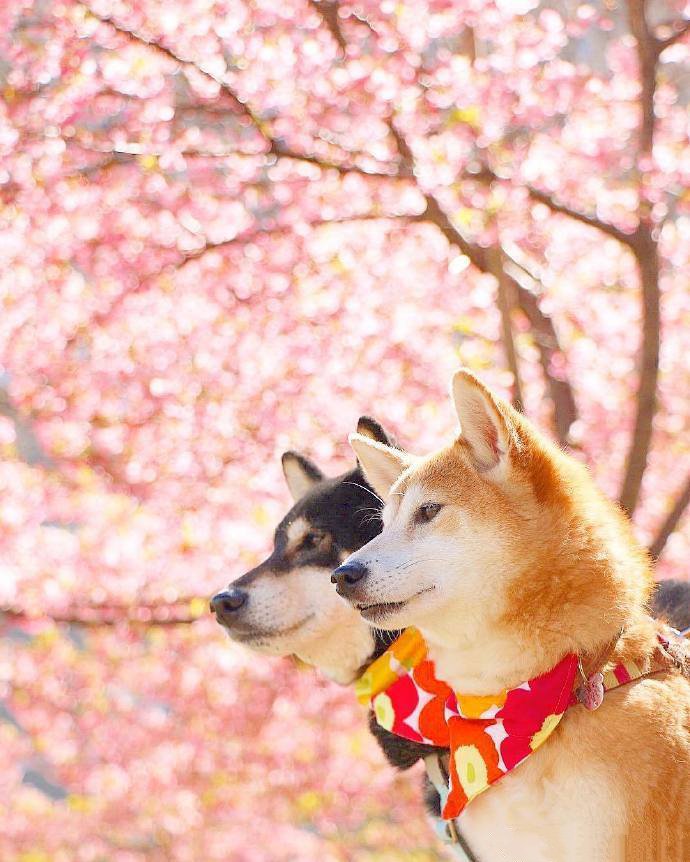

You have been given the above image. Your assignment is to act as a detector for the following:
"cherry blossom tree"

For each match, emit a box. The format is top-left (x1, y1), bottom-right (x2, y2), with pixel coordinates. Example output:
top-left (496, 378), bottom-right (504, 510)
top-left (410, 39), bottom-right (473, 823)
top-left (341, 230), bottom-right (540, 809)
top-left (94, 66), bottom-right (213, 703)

top-left (1, 0), bottom-right (689, 858)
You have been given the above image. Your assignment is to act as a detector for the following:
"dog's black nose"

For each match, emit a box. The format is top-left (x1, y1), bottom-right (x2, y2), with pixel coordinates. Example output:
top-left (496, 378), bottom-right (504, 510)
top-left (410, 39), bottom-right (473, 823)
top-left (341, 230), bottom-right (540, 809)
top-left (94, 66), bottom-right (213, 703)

top-left (210, 588), bottom-right (248, 621)
top-left (331, 561), bottom-right (369, 592)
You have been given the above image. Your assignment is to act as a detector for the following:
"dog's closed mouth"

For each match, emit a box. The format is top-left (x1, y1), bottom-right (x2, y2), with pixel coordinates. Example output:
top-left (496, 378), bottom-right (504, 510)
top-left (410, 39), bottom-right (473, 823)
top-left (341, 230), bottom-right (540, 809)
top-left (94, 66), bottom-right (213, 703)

top-left (226, 614), bottom-right (315, 642)
top-left (356, 587), bottom-right (434, 621)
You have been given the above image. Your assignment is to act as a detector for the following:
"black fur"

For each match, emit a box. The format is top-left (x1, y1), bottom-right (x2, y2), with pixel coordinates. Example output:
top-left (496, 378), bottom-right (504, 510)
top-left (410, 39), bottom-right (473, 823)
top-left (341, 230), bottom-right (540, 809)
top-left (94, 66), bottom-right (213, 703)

top-left (355, 416), bottom-right (395, 447)
top-left (280, 466), bottom-right (384, 558)
top-left (281, 451), bottom-right (325, 484)
top-left (422, 776), bottom-right (443, 819)
top-left (233, 463), bottom-right (386, 591)
top-left (650, 578), bottom-right (690, 631)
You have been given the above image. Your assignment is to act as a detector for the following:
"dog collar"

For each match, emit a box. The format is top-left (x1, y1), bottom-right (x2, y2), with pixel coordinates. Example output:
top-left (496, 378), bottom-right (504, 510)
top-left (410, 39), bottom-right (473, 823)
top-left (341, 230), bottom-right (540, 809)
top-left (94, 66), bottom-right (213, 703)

top-left (355, 626), bottom-right (687, 820)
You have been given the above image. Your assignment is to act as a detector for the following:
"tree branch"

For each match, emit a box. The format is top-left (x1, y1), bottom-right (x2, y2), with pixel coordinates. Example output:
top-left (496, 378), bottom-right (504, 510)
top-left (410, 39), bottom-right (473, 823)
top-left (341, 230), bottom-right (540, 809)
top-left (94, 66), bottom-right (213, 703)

top-left (308, 0), bottom-right (347, 52)
top-left (487, 246), bottom-right (524, 409)
top-left (0, 384), bottom-right (55, 468)
top-left (462, 162), bottom-right (646, 269)
top-left (172, 213), bottom-right (414, 272)
top-left (417, 196), bottom-right (577, 444)
top-left (62, 214), bottom-right (413, 351)
top-left (82, 5), bottom-right (270, 135)
top-left (67, 139), bottom-right (248, 160)
top-left (507, 268), bottom-right (578, 445)
top-left (92, 0), bottom-right (579, 444)
top-left (464, 163), bottom-right (635, 247)
top-left (2, 606), bottom-right (202, 627)
top-left (267, 141), bottom-right (397, 176)
top-left (386, 118), bottom-right (416, 177)
top-left (649, 473), bottom-right (690, 560)
top-left (654, 19), bottom-right (690, 53)
top-left (619, 229), bottom-right (660, 517)
top-left (619, 0), bottom-right (662, 516)
top-left (80, 3), bottom-right (398, 178)
top-left (289, 1), bottom-right (580, 442)
top-left (628, 1), bottom-right (657, 158)
top-left (527, 185), bottom-right (634, 247)
top-left (70, 136), bottom-right (397, 178)
top-left (305, 2), bottom-right (413, 176)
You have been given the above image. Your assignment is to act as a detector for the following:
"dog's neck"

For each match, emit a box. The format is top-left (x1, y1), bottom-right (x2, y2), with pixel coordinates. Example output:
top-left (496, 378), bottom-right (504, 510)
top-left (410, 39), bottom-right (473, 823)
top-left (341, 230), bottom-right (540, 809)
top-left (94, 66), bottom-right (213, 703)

top-left (295, 614), bottom-right (376, 685)
top-left (420, 623), bottom-right (549, 694)
top-left (420, 509), bottom-right (653, 695)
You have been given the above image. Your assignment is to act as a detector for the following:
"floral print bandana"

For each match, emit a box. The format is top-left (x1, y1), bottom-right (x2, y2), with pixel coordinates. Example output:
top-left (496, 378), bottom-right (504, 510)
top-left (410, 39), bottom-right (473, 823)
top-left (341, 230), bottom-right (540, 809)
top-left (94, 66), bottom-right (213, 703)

top-left (355, 627), bottom-right (683, 820)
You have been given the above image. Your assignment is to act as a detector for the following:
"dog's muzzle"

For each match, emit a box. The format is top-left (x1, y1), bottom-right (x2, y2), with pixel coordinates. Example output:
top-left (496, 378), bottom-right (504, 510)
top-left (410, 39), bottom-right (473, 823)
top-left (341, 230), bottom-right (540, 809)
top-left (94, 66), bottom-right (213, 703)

top-left (331, 561), bottom-right (369, 597)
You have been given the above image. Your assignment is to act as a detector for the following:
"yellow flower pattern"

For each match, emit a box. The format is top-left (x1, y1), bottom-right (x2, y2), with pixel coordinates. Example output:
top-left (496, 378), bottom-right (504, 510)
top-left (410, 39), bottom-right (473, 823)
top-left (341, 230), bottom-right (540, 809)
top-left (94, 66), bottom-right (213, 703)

top-left (373, 693), bottom-right (395, 731)
top-left (354, 627), bottom-right (427, 704)
top-left (454, 745), bottom-right (490, 800)
top-left (529, 712), bottom-right (561, 751)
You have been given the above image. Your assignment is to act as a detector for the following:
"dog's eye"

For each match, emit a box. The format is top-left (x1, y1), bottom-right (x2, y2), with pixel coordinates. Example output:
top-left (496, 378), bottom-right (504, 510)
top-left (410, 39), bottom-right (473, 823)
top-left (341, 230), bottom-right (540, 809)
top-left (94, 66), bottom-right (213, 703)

top-left (415, 503), bottom-right (442, 524)
top-left (299, 532), bottom-right (321, 552)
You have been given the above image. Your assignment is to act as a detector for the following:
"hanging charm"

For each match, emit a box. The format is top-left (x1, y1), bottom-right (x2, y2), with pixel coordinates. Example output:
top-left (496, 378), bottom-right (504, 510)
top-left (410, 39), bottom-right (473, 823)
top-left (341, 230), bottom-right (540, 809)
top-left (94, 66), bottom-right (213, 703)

top-left (576, 669), bottom-right (604, 711)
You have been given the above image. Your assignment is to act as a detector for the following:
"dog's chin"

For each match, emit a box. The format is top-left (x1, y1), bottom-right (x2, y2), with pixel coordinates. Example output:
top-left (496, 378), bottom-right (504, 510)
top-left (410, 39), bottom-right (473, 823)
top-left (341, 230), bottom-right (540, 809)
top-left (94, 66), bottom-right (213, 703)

top-left (354, 586), bottom-right (435, 629)
top-left (221, 614), bottom-right (315, 655)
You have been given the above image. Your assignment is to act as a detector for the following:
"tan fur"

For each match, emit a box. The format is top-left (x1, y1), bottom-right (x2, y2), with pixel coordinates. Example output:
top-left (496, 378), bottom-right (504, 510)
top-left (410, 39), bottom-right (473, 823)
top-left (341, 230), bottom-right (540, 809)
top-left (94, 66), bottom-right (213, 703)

top-left (346, 369), bottom-right (690, 860)
top-left (223, 563), bottom-right (374, 684)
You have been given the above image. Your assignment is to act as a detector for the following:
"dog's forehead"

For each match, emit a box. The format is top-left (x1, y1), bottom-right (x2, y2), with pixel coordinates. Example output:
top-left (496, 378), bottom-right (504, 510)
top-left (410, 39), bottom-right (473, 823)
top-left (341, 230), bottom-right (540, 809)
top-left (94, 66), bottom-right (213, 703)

top-left (382, 471), bottom-right (415, 524)
top-left (388, 475), bottom-right (422, 507)
top-left (275, 468), bottom-right (371, 539)
top-left (305, 469), bottom-right (375, 513)
top-left (388, 442), bottom-right (474, 512)
top-left (308, 470), bottom-right (386, 552)
top-left (415, 443), bottom-right (473, 491)
top-left (275, 479), bottom-right (331, 531)
top-left (275, 505), bottom-right (316, 547)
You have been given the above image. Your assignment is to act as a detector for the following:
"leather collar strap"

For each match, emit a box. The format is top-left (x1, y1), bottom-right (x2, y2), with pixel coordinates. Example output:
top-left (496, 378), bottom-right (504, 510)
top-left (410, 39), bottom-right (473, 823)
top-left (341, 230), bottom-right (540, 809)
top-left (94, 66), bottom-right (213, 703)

top-left (355, 626), bottom-right (689, 820)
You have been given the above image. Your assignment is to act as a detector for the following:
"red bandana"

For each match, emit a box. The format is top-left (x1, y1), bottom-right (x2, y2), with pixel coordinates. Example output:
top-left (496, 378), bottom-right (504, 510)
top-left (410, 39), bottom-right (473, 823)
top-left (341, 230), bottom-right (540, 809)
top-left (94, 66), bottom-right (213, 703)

top-left (356, 627), bottom-right (680, 819)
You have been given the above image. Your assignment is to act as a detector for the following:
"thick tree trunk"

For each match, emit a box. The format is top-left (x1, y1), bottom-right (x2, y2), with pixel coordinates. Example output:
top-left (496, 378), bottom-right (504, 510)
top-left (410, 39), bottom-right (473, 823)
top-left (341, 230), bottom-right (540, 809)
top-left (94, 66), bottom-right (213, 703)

top-left (619, 229), bottom-right (660, 516)
top-left (488, 246), bottom-right (524, 410)
top-left (619, 0), bottom-right (663, 517)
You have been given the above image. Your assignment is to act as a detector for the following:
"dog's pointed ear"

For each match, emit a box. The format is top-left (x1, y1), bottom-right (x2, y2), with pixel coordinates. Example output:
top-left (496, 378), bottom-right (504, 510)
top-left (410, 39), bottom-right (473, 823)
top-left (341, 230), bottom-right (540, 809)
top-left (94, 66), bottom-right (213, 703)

top-left (356, 416), bottom-right (395, 448)
top-left (349, 433), bottom-right (409, 499)
top-left (281, 451), bottom-right (324, 501)
top-left (451, 369), bottom-right (516, 474)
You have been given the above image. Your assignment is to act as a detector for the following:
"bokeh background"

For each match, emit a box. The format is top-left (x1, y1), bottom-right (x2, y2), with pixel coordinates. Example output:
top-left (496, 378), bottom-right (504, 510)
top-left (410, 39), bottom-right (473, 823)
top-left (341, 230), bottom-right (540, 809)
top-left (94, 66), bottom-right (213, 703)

top-left (2, 0), bottom-right (690, 859)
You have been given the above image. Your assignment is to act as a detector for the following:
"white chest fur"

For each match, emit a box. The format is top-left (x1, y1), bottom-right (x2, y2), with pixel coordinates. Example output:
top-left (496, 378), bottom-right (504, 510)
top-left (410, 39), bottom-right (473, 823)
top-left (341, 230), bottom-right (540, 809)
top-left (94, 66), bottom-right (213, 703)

top-left (456, 749), bottom-right (625, 862)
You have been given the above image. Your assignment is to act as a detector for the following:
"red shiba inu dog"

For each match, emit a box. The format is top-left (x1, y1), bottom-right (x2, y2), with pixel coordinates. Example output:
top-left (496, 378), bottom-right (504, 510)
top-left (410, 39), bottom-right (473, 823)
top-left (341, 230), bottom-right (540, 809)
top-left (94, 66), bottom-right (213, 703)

top-left (335, 369), bottom-right (690, 862)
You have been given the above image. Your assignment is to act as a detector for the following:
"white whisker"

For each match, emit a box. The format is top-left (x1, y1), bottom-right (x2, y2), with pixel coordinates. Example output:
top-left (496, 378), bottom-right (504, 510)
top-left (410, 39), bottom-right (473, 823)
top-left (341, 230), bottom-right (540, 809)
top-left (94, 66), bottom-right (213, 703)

top-left (344, 482), bottom-right (384, 506)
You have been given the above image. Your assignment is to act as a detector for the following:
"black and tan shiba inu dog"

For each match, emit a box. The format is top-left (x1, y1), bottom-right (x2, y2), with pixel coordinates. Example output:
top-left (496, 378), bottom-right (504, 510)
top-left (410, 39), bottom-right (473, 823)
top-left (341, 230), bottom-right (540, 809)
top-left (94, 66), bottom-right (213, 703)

top-left (211, 411), bottom-right (690, 848)
top-left (211, 416), bottom-right (435, 773)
